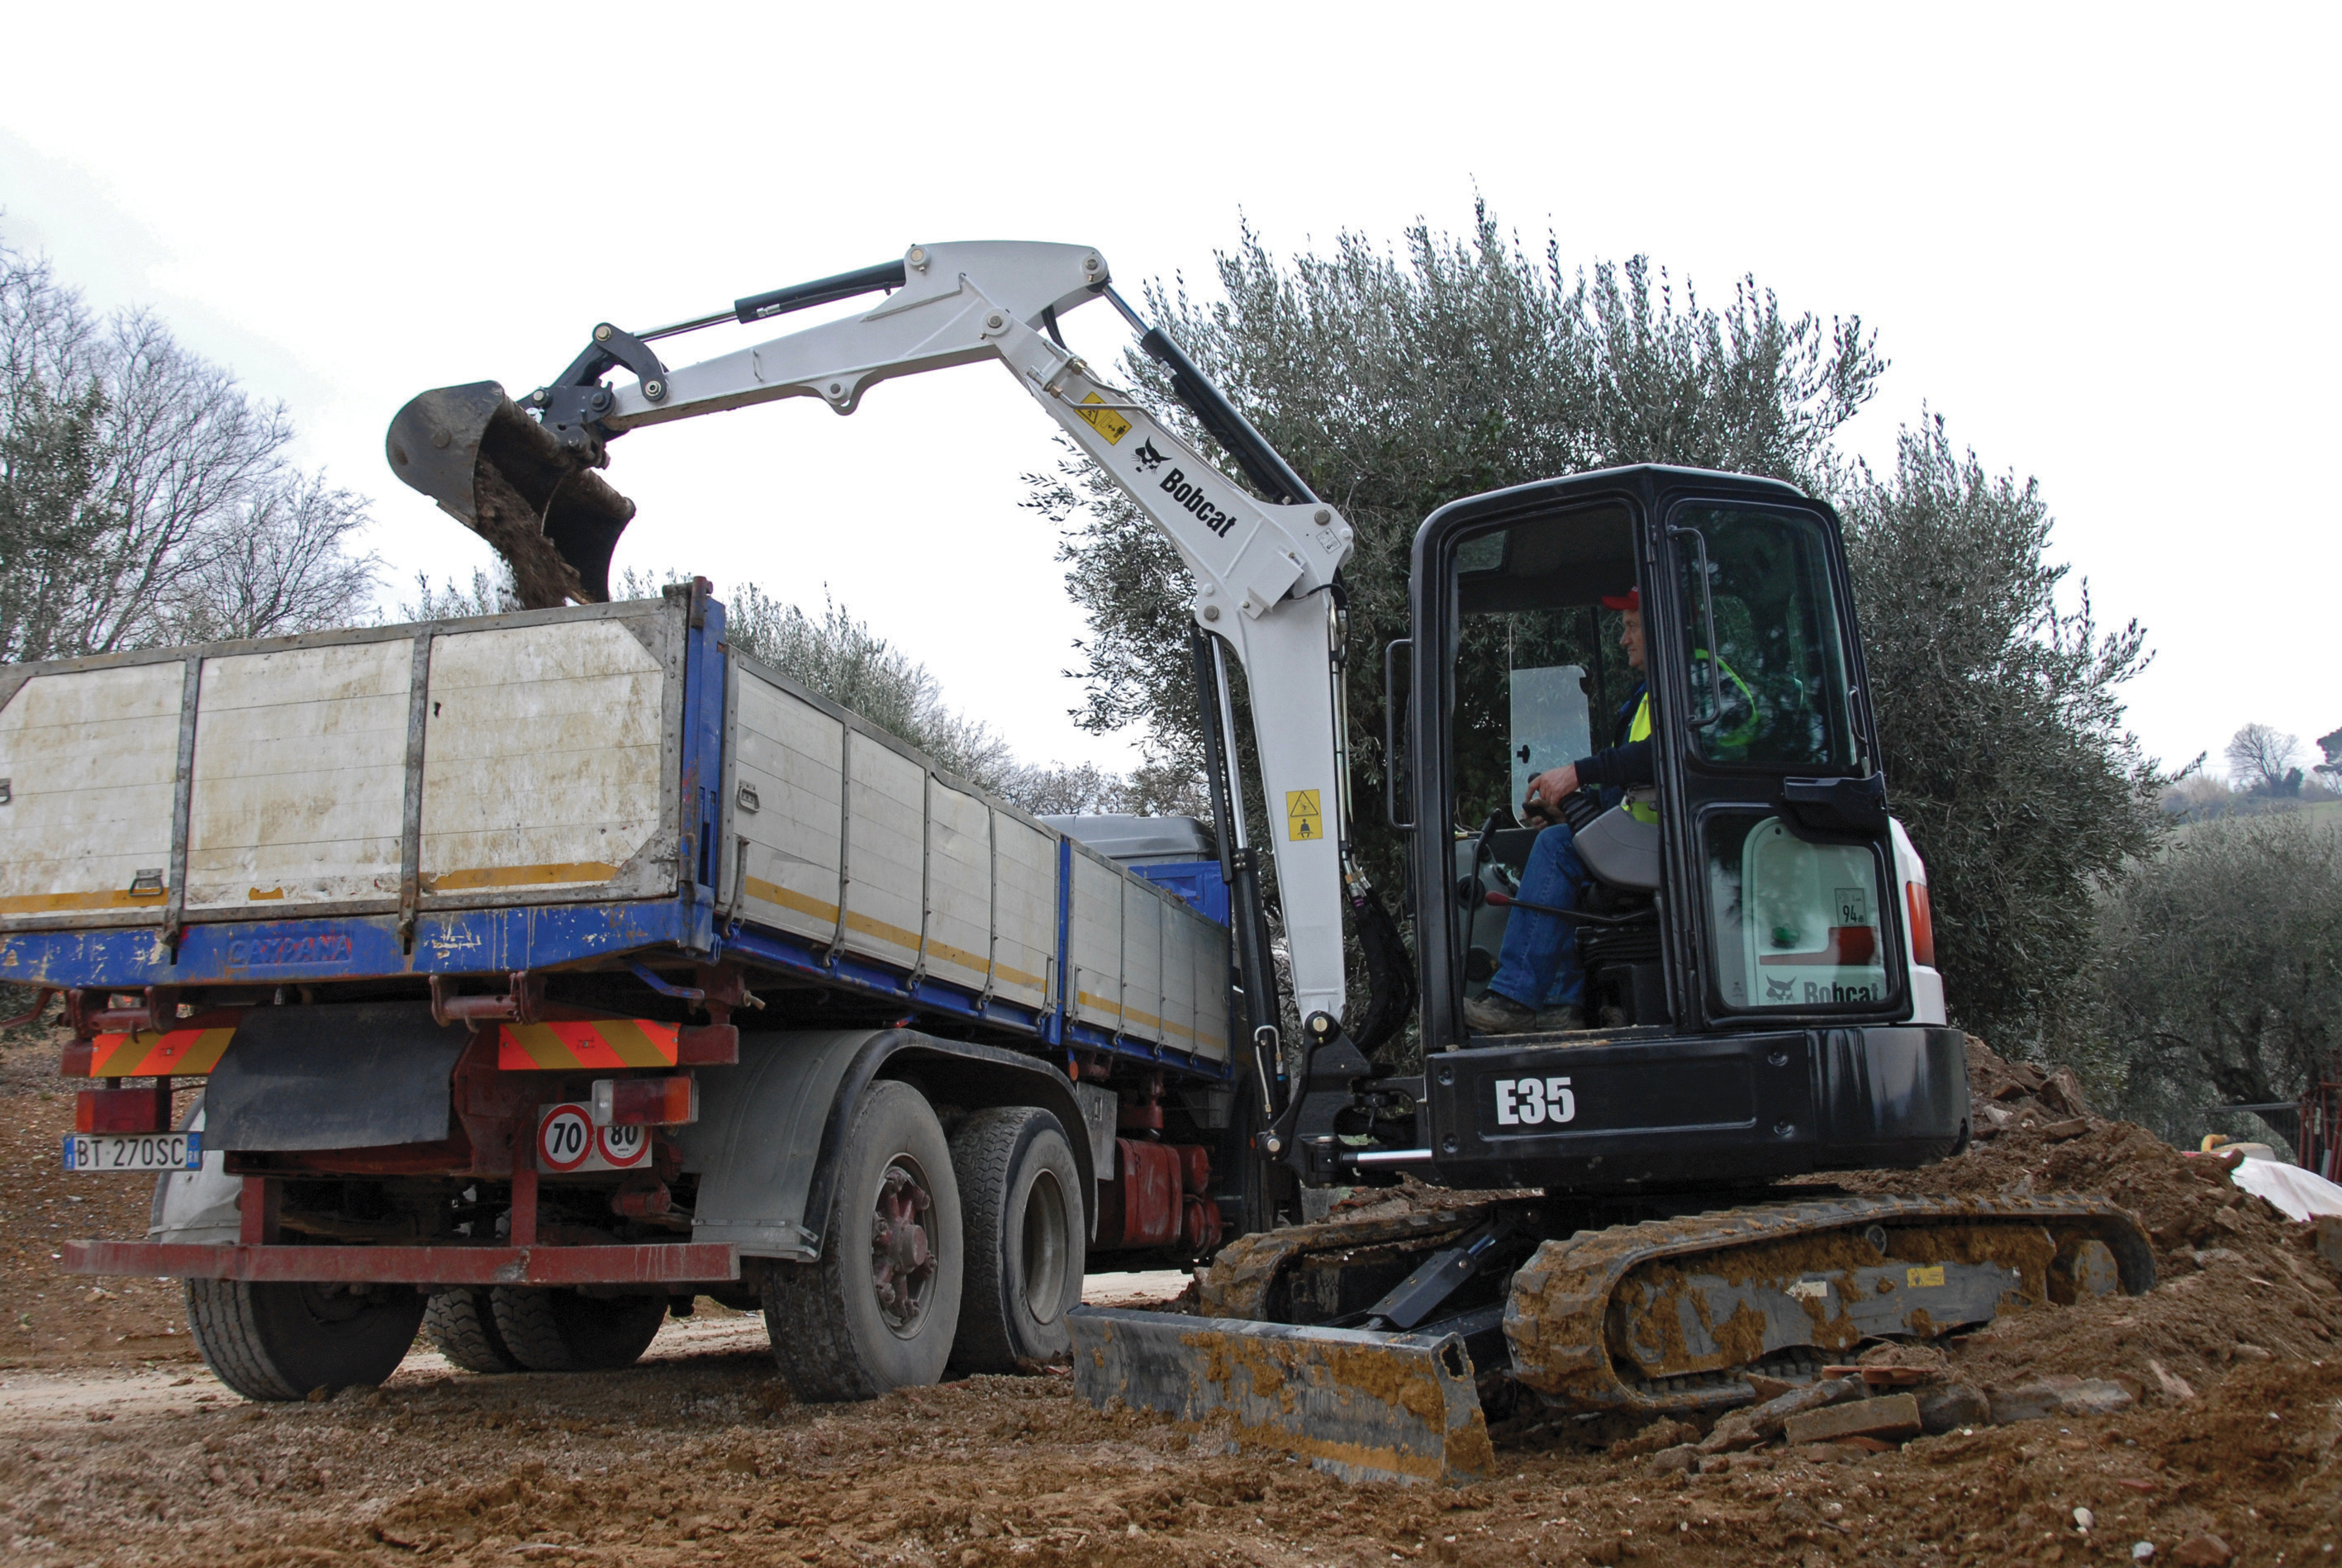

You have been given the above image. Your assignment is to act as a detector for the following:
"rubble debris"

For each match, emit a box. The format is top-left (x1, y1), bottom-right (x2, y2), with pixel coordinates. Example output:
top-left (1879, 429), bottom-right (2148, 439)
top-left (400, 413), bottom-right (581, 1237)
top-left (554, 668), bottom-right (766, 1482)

top-left (1781, 1392), bottom-right (1922, 1446)
top-left (1989, 1376), bottom-right (2138, 1424)
top-left (2172, 1535), bottom-right (2234, 1566)
top-left (1696, 1377), bottom-right (1861, 1453)
top-left (1915, 1382), bottom-right (1989, 1433)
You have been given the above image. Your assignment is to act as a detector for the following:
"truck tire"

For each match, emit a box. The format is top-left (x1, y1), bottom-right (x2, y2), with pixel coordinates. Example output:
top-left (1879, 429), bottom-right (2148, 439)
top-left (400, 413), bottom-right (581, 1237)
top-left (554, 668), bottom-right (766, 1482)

top-left (184, 1278), bottom-right (425, 1401)
top-left (762, 1079), bottom-right (963, 1400)
top-left (948, 1106), bottom-right (1084, 1373)
top-left (489, 1287), bottom-right (667, 1371)
top-left (422, 1287), bottom-right (522, 1374)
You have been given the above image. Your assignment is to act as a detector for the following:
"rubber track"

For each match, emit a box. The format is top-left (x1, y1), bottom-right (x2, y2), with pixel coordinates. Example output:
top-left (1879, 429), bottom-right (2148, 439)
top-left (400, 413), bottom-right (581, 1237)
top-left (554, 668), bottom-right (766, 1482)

top-left (1504, 1193), bottom-right (2156, 1418)
top-left (183, 1279), bottom-right (300, 1402)
top-left (424, 1288), bottom-right (521, 1374)
top-left (1198, 1204), bottom-right (1498, 1320)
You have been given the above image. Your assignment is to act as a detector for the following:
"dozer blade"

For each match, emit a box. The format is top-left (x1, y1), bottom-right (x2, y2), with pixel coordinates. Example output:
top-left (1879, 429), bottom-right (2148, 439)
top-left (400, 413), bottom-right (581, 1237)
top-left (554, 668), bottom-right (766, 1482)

top-left (1065, 1305), bottom-right (1495, 1487)
top-left (384, 382), bottom-right (637, 608)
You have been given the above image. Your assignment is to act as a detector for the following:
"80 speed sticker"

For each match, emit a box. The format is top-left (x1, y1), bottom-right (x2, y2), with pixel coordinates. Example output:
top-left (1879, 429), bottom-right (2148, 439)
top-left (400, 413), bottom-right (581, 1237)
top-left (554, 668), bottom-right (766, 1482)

top-left (535, 1103), bottom-right (650, 1173)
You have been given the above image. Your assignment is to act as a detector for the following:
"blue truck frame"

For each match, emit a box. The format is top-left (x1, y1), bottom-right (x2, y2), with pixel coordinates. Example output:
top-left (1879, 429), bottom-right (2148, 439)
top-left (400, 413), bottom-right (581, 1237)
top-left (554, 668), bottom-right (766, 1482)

top-left (3, 591), bottom-right (1233, 1086)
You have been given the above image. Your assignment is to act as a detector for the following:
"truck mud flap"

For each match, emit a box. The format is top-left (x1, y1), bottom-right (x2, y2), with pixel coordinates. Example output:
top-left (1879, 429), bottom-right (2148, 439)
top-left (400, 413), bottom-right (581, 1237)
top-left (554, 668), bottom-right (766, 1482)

top-left (1065, 1306), bottom-right (1495, 1487)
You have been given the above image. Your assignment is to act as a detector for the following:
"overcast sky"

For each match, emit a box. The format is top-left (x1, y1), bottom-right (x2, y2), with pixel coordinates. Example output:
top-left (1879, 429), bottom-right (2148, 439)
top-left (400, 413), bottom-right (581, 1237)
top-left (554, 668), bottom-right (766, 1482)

top-left (3, 4), bottom-right (2334, 782)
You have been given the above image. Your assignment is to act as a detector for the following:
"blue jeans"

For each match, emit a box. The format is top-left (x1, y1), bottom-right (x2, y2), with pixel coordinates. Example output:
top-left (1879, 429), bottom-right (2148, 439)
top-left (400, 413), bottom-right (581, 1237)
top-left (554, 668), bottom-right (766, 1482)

top-left (1488, 824), bottom-right (1587, 1010)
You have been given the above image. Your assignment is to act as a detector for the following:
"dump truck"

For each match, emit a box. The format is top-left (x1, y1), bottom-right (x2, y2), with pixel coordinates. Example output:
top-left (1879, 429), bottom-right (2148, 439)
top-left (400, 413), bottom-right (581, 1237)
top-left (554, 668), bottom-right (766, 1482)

top-left (19, 581), bottom-right (1250, 1397)
top-left (40, 239), bottom-right (2154, 1481)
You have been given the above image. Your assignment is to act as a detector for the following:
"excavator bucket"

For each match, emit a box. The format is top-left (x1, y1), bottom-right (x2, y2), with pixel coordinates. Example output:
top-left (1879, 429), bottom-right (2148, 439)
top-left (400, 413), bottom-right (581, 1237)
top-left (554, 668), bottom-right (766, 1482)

top-left (384, 382), bottom-right (636, 608)
top-left (1065, 1307), bottom-right (1496, 1486)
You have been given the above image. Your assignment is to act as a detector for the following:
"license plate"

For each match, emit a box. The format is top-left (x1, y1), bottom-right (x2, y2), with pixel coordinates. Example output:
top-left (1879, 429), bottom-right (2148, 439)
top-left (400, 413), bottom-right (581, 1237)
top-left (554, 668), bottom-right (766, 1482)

top-left (61, 1132), bottom-right (203, 1171)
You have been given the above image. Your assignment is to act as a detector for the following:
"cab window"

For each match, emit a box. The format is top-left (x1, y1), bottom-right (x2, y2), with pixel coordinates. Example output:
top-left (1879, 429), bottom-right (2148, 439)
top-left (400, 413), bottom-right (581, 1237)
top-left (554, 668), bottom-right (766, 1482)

top-left (1670, 505), bottom-right (1858, 770)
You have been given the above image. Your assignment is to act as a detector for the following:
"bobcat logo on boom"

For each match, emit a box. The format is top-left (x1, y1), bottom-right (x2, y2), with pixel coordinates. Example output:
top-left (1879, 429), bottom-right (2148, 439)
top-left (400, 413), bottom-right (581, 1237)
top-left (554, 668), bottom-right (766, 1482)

top-left (1159, 468), bottom-right (1239, 539)
top-left (1132, 439), bottom-right (1166, 474)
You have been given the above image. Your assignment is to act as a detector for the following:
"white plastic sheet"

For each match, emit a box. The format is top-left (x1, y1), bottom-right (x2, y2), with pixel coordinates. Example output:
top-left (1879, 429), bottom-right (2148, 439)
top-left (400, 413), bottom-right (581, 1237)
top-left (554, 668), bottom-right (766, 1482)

top-left (2232, 1157), bottom-right (2342, 1222)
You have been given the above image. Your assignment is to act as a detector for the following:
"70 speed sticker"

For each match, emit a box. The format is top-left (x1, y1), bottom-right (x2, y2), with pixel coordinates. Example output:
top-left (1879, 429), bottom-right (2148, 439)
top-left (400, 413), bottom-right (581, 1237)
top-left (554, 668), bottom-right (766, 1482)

top-left (535, 1103), bottom-right (649, 1174)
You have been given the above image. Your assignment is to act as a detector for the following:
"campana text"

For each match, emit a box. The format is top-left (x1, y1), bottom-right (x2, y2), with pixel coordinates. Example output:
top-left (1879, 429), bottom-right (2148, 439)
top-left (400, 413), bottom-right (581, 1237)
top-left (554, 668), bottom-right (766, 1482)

top-left (226, 933), bottom-right (355, 968)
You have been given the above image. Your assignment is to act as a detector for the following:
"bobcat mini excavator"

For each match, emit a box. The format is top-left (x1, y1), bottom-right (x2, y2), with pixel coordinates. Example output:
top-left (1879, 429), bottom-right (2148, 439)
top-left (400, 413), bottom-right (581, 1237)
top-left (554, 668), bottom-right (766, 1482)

top-left (389, 240), bottom-right (2153, 1484)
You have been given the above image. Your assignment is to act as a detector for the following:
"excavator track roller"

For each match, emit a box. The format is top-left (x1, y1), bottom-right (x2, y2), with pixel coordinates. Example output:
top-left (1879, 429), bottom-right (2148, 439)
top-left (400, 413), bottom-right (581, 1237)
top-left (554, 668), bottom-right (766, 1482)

top-left (1505, 1195), bottom-right (2154, 1418)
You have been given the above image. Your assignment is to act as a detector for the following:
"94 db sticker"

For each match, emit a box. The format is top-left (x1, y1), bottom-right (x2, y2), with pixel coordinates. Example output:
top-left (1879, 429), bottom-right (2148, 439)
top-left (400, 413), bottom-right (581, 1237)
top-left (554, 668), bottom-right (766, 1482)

top-left (1492, 1075), bottom-right (1576, 1128)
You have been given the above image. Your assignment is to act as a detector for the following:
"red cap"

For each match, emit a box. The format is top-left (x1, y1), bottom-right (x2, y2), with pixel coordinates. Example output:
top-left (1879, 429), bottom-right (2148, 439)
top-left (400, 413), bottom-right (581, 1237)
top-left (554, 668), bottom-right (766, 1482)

top-left (1599, 588), bottom-right (1641, 612)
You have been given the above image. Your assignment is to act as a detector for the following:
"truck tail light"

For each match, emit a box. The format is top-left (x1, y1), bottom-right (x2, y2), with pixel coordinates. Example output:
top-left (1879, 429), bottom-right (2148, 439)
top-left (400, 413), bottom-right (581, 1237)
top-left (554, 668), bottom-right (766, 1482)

top-left (1906, 881), bottom-right (1936, 967)
top-left (75, 1084), bottom-right (170, 1134)
top-left (591, 1076), bottom-right (698, 1128)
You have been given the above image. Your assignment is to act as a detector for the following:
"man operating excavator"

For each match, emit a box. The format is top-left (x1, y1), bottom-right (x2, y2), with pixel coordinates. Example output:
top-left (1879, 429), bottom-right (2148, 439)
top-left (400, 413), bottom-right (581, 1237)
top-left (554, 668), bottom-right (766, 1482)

top-left (1464, 590), bottom-right (1753, 1036)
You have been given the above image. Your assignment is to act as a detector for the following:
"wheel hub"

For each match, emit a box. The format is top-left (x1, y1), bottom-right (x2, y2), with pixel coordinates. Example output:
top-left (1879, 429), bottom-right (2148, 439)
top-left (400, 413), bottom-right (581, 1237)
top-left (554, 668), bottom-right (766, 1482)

top-left (870, 1162), bottom-right (937, 1335)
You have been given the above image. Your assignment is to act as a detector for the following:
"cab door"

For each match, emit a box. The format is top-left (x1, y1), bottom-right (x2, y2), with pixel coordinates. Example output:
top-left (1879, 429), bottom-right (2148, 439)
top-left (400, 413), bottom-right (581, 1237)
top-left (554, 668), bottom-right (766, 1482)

top-left (1646, 486), bottom-right (1908, 1028)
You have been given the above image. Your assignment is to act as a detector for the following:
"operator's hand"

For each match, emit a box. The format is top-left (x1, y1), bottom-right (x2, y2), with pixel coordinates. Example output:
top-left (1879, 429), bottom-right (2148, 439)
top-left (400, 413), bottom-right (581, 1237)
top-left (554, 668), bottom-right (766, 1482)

top-left (1523, 763), bottom-right (1580, 824)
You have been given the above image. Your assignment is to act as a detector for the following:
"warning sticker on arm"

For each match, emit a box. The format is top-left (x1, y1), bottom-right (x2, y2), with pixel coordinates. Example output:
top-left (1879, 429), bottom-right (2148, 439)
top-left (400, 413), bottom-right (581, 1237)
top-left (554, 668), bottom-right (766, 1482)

top-left (1075, 392), bottom-right (1131, 445)
top-left (1285, 790), bottom-right (1323, 841)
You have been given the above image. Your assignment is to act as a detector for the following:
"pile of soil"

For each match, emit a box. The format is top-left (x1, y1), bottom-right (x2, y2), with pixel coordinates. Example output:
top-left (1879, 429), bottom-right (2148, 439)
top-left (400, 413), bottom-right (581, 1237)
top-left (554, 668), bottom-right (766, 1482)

top-left (1836, 1038), bottom-right (2342, 1404)
top-left (0, 1310), bottom-right (2334, 1566)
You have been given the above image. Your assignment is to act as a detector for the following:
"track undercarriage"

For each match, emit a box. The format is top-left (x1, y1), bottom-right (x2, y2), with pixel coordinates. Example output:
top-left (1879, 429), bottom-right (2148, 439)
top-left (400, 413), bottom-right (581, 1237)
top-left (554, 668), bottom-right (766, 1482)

top-left (1067, 1190), bottom-right (2155, 1485)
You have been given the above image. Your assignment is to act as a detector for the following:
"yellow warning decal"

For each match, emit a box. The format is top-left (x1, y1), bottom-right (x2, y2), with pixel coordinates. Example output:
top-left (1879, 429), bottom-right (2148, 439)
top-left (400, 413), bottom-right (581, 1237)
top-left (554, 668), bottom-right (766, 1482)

top-left (1907, 1265), bottom-right (1945, 1288)
top-left (1075, 392), bottom-right (1131, 446)
top-left (1285, 790), bottom-right (1323, 842)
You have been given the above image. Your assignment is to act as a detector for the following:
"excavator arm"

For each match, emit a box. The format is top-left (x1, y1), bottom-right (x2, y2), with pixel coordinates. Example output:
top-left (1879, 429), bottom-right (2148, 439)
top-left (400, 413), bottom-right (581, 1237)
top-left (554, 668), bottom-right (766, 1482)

top-left (386, 240), bottom-right (1358, 1038)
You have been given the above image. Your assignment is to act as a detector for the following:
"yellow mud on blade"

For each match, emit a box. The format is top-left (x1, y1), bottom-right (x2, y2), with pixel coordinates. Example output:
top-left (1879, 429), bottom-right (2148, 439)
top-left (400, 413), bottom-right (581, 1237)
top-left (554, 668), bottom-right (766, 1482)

top-left (384, 382), bottom-right (636, 608)
top-left (1066, 1306), bottom-right (1496, 1487)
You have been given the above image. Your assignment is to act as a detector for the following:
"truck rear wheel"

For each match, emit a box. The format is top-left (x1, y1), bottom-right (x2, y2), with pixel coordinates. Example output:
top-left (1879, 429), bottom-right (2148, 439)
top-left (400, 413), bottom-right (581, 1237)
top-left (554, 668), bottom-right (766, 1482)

top-left (762, 1079), bottom-right (962, 1400)
top-left (948, 1106), bottom-right (1083, 1373)
top-left (184, 1278), bottom-right (425, 1401)
top-left (422, 1287), bottom-right (522, 1373)
top-left (489, 1287), bottom-right (668, 1371)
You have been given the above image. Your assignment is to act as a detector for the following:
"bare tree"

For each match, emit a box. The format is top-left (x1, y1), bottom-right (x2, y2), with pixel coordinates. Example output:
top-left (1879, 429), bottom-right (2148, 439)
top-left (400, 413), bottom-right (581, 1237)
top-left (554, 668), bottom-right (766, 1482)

top-left (0, 243), bottom-right (378, 660)
top-left (400, 565), bottom-right (520, 620)
top-left (160, 473), bottom-right (376, 643)
top-left (2226, 722), bottom-right (2302, 794)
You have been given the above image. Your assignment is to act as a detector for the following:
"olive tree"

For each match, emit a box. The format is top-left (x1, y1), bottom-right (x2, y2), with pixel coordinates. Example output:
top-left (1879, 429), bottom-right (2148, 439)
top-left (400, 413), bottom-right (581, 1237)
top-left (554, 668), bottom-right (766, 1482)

top-left (2087, 811), bottom-right (2342, 1148)
top-left (1837, 417), bottom-right (2166, 1045)
top-left (1027, 203), bottom-right (1886, 915)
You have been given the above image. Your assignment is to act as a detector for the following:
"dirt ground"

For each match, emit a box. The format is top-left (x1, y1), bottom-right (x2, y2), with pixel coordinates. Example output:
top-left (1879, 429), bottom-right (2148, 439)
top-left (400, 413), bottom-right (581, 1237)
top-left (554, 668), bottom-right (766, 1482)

top-left (4, 1031), bottom-right (2340, 1566)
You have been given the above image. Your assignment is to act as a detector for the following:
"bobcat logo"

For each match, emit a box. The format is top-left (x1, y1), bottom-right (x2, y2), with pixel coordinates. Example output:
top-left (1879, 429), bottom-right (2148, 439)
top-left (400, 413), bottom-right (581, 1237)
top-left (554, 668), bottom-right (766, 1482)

top-left (1132, 439), bottom-right (1166, 474)
top-left (1765, 975), bottom-right (1797, 1001)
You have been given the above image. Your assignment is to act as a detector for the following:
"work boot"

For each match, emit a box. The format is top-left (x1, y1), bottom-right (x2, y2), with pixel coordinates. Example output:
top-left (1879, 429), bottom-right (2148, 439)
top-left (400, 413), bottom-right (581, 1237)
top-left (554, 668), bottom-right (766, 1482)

top-left (1532, 1004), bottom-right (1586, 1033)
top-left (1462, 990), bottom-right (1539, 1035)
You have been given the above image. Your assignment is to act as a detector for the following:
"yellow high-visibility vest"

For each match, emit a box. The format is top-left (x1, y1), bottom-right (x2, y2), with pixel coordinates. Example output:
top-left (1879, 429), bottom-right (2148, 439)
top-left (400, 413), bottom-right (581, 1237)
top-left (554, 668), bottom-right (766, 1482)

top-left (1625, 693), bottom-right (1657, 824)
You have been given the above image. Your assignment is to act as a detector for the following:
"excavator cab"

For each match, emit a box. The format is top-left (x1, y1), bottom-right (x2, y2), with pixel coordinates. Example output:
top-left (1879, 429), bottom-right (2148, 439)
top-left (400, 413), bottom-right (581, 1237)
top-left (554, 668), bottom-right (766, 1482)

top-left (1423, 468), bottom-right (1909, 1048)
top-left (1290, 465), bottom-right (1964, 1197)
